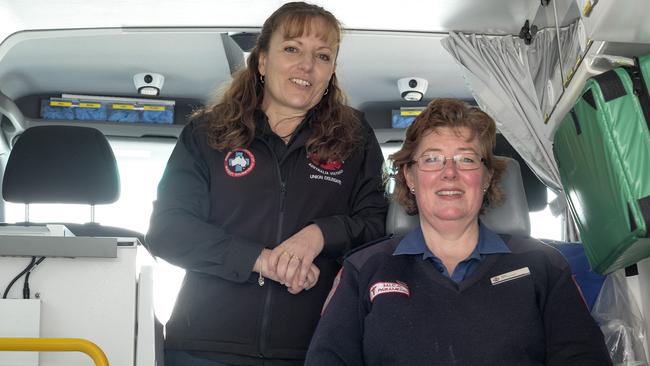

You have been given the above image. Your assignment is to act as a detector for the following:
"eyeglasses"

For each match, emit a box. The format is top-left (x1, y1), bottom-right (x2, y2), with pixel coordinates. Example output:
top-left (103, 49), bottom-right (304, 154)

top-left (410, 152), bottom-right (485, 172)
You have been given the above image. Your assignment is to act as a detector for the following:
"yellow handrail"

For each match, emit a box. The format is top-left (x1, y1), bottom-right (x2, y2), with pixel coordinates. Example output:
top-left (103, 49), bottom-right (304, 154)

top-left (0, 337), bottom-right (109, 366)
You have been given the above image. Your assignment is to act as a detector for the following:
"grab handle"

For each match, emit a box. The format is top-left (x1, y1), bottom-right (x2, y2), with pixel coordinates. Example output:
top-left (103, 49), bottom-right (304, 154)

top-left (0, 337), bottom-right (109, 366)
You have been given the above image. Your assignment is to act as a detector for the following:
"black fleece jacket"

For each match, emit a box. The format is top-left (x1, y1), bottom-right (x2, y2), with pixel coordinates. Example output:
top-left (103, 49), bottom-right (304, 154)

top-left (146, 108), bottom-right (387, 361)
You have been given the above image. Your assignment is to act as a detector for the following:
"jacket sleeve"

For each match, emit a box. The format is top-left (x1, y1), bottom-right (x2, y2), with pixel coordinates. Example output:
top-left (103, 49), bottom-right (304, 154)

top-left (544, 259), bottom-right (613, 365)
top-left (312, 117), bottom-right (388, 257)
top-left (145, 120), bottom-right (263, 283)
top-left (305, 265), bottom-right (366, 365)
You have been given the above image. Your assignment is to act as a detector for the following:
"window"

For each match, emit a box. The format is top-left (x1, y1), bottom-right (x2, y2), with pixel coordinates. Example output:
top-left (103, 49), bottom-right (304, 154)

top-left (4, 137), bottom-right (175, 230)
top-left (530, 188), bottom-right (563, 241)
top-left (4, 136), bottom-right (183, 323)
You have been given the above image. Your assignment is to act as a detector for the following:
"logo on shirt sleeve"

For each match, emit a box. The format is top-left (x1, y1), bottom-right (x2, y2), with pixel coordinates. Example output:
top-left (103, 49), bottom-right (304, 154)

top-left (369, 281), bottom-right (410, 302)
top-left (224, 149), bottom-right (256, 177)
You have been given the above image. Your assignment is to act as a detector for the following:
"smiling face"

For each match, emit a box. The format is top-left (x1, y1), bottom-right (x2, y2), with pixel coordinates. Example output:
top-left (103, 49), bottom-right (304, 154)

top-left (258, 17), bottom-right (337, 118)
top-left (405, 127), bottom-right (492, 229)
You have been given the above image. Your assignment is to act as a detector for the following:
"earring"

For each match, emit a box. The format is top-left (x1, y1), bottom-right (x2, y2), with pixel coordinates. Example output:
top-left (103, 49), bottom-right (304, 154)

top-left (483, 186), bottom-right (489, 193)
top-left (410, 187), bottom-right (415, 194)
top-left (323, 87), bottom-right (329, 96)
top-left (260, 75), bottom-right (265, 84)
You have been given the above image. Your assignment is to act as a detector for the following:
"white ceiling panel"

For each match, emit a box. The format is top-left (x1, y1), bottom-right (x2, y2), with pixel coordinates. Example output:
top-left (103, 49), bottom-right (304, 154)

top-left (0, 0), bottom-right (541, 111)
top-left (337, 31), bottom-right (470, 107)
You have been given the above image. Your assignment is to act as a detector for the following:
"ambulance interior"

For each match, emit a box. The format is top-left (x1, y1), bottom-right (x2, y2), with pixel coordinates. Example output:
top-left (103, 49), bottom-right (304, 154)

top-left (0, 0), bottom-right (650, 365)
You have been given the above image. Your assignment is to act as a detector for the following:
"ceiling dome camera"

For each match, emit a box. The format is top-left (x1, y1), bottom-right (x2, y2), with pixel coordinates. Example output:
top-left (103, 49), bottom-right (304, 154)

top-left (398, 77), bottom-right (428, 102)
top-left (134, 72), bottom-right (165, 96)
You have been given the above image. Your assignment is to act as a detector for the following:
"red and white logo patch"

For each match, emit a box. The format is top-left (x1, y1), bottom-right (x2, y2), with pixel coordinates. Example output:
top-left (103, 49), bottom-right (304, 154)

top-left (224, 149), bottom-right (255, 177)
top-left (308, 151), bottom-right (343, 171)
top-left (307, 151), bottom-right (344, 185)
top-left (369, 281), bottom-right (410, 302)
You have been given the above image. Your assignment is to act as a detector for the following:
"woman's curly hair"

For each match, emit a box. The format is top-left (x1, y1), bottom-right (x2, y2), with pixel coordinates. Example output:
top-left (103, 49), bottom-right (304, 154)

top-left (192, 2), bottom-right (362, 161)
top-left (389, 98), bottom-right (507, 215)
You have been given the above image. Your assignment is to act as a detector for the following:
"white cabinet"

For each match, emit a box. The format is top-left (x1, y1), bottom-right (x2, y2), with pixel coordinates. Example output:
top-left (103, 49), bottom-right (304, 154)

top-left (0, 238), bottom-right (155, 366)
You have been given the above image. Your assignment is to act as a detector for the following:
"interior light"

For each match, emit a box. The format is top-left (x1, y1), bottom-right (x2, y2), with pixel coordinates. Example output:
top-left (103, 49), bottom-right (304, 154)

top-left (402, 91), bottom-right (424, 102)
top-left (134, 73), bottom-right (164, 96)
top-left (138, 86), bottom-right (160, 96)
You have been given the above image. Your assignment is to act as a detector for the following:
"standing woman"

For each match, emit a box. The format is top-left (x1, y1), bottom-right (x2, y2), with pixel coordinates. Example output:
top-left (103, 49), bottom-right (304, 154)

top-left (146, 2), bottom-right (387, 365)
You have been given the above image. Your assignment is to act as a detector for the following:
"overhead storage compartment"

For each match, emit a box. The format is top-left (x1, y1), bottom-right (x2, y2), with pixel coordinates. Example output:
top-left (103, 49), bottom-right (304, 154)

top-left (545, 0), bottom-right (650, 131)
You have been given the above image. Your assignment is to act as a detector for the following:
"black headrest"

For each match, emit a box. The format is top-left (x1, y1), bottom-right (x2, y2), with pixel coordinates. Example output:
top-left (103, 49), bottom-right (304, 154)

top-left (2, 125), bottom-right (120, 204)
top-left (386, 157), bottom-right (531, 237)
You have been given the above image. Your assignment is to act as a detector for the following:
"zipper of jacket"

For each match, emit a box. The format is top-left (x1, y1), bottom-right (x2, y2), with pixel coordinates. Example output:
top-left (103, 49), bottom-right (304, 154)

top-left (258, 142), bottom-right (287, 357)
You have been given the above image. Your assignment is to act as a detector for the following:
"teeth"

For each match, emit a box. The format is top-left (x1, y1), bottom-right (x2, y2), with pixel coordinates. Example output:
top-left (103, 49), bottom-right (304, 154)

top-left (290, 78), bottom-right (311, 86)
top-left (437, 190), bottom-right (462, 196)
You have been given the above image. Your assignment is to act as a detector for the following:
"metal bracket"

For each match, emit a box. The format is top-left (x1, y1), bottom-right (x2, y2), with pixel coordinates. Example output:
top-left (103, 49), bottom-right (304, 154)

top-left (518, 20), bottom-right (538, 45)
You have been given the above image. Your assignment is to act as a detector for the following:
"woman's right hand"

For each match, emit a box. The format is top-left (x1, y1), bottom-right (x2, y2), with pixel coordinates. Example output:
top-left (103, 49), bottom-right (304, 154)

top-left (254, 249), bottom-right (320, 294)
top-left (267, 224), bottom-right (325, 289)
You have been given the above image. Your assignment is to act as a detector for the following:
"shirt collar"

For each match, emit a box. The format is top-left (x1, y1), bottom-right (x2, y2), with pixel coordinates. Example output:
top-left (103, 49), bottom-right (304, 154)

top-left (393, 220), bottom-right (511, 259)
top-left (254, 108), bottom-right (316, 138)
top-left (476, 222), bottom-right (511, 255)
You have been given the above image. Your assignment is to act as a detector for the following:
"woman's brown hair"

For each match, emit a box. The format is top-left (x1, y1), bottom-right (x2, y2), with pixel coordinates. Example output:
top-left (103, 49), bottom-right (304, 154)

top-left (193, 2), bottom-right (362, 161)
top-left (390, 98), bottom-right (507, 215)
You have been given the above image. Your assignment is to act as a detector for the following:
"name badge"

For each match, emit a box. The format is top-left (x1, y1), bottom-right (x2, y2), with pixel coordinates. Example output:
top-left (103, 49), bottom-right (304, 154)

top-left (491, 267), bottom-right (530, 285)
top-left (369, 281), bottom-right (410, 302)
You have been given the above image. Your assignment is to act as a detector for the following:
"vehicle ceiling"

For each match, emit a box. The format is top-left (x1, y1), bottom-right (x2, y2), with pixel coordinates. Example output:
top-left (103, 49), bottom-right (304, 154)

top-left (0, 0), bottom-right (542, 110)
top-left (0, 0), bottom-right (551, 210)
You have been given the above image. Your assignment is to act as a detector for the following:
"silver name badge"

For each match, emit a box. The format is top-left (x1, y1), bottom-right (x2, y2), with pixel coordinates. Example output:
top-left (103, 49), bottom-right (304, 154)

top-left (490, 267), bottom-right (530, 285)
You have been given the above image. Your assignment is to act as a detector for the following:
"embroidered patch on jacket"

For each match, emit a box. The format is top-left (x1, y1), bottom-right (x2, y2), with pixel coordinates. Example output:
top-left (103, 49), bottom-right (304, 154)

top-left (307, 152), bottom-right (344, 185)
top-left (369, 281), bottom-right (410, 302)
top-left (224, 149), bottom-right (256, 177)
top-left (490, 267), bottom-right (530, 285)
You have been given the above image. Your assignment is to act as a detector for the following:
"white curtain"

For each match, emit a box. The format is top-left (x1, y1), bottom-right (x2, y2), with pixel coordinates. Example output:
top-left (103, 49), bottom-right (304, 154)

top-left (527, 27), bottom-right (562, 119)
top-left (442, 32), bottom-right (562, 190)
top-left (527, 21), bottom-right (580, 129)
top-left (559, 21), bottom-right (581, 83)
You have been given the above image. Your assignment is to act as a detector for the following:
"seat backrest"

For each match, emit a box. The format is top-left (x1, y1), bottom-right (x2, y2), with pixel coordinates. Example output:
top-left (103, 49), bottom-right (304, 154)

top-left (3, 125), bottom-right (119, 204)
top-left (386, 157), bottom-right (531, 237)
top-left (2, 125), bottom-right (143, 242)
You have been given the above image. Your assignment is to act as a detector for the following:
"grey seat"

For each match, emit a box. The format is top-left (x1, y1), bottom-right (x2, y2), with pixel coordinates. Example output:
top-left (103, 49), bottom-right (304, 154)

top-left (2, 125), bottom-right (144, 243)
top-left (386, 157), bottom-right (531, 237)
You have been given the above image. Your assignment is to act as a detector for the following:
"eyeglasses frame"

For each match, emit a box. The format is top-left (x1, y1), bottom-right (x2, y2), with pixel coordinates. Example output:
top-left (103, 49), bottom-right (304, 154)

top-left (408, 152), bottom-right (486, 172)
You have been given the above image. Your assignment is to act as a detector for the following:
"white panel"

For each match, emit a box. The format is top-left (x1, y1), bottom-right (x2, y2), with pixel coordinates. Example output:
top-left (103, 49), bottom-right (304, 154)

top-left (136, 266), bottom-right (155, 366)
top-left (581, 0), bottom-right (650, 44)
top-left (0, 241), bottom-right (139, 366)
top-left (0, 0), bottom-right (538, 38)
top-left (337, 32), bottom-right (471, 108)
top-left (0, 299), bottom-right (40, 366)
top-left (0, 29), bottom-right (232, 101)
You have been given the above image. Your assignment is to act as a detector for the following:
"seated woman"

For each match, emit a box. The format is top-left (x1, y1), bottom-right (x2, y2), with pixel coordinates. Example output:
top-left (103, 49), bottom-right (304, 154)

top-left (305, 98), bottom-right (612, 365)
